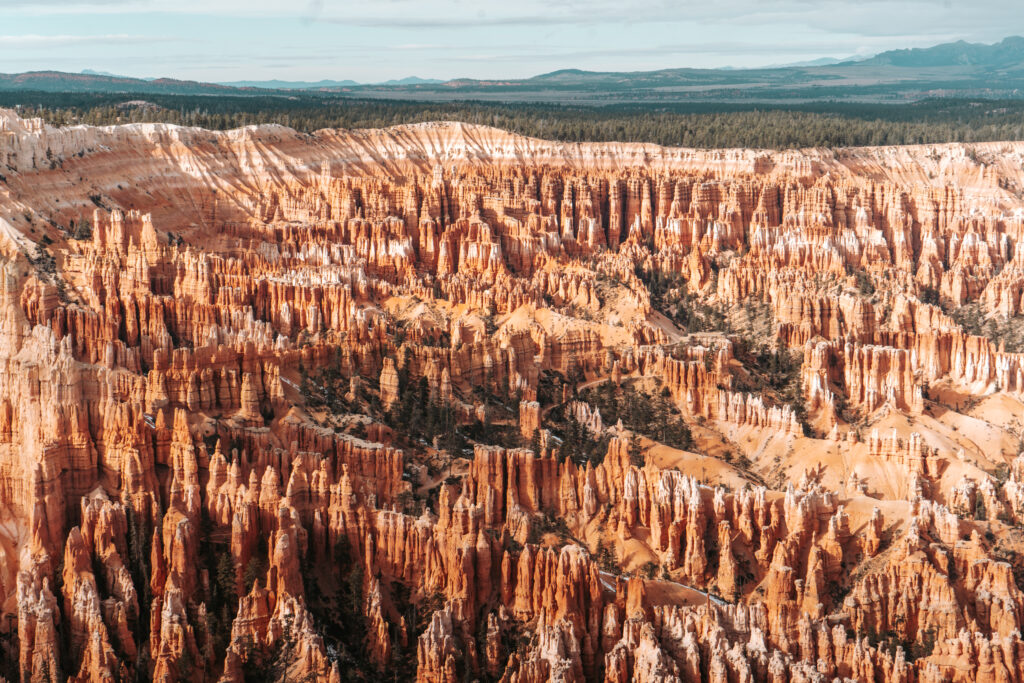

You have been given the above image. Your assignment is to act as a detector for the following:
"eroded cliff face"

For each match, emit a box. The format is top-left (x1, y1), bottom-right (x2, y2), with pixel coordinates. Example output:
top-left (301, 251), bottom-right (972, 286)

top-left (1, 109), bottom-right (1024, 681)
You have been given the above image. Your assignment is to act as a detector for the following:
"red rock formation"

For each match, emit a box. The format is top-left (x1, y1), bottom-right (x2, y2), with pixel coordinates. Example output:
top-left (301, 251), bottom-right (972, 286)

top-left (1, 109), bottom-right (1023, 681)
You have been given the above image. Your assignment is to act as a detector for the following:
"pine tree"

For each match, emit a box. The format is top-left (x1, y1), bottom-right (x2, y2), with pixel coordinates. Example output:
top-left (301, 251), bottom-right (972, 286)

top-left (628, 432), bottom-right (644, 468)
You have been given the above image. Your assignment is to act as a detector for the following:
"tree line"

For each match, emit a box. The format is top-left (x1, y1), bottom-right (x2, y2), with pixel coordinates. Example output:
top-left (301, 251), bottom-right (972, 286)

top-left (4, 90), bottom-right (1024, 149)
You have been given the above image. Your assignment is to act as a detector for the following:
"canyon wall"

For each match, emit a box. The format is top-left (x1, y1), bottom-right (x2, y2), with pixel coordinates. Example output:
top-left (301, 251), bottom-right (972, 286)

top-left (0, 109), bottom-right (1023, 681)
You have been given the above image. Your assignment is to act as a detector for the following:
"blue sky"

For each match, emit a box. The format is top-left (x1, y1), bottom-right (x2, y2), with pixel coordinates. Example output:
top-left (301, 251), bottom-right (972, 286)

top-left (1, 1), bottom-right (1023, 82)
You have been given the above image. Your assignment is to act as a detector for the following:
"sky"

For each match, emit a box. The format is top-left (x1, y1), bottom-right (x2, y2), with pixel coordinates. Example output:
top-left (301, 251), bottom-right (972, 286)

top-left (1, 0), bottom-right (1023, 83)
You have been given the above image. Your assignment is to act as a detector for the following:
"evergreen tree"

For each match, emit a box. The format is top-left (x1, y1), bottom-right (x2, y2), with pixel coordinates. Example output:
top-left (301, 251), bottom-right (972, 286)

top-left (529, 428), bottom-right (542, 455)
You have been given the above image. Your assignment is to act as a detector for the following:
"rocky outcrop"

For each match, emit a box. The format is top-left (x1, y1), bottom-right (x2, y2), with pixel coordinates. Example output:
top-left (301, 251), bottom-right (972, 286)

top-left (1, 109), bottom-right (1024, 681)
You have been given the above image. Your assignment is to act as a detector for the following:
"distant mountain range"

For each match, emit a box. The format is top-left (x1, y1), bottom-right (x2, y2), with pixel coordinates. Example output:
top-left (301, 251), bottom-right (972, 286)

top-left (218, 78), bottom-right (360, 89)
top-left (217, 76), bottom-right (443, 89)
top-left (853, 36), bottom-right (1024, 68)
top-left (2, 37), bottom-right (1024, 104)
top-left (756, 56), bottom-right (865, 69)
top-left (0, 71), bottom-right (248, 95)
top-left (0, 71), bottom-right (443, 95)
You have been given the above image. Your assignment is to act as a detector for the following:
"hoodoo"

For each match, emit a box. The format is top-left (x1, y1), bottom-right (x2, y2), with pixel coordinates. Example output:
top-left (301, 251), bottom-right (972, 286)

top-left (0, 109), bottom-right (1024, 681)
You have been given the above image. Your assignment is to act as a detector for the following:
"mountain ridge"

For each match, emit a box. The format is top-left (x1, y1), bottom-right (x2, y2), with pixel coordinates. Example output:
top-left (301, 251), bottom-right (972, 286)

top-left (3, 36), bottom-right (1024, 103)
top-left (852, 35), bottom-right (1024, 68)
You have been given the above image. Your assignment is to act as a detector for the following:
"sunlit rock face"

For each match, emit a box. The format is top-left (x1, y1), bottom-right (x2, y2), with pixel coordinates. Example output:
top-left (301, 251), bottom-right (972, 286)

top-left (3, 108), bottom-right (1024, 681)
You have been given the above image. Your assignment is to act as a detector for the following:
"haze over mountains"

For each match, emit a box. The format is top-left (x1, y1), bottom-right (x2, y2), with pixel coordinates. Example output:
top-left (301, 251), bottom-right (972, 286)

top-left (216, 76), bottom-right (444, 89)
top-left (855, 35), bottom-right (1024, 68)
top-left (1, 36), bottom-right (1023, 104)
top-left (0, 72), bottom-right (443, 95)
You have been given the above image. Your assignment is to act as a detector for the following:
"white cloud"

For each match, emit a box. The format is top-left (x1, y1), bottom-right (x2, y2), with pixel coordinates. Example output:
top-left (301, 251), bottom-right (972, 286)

top-left (0, 33), bottom-right (159, 48)
top-left (3, 0), bottom-right (1023, 43)
top-left (2, 0), bottom-right (1022, 80)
